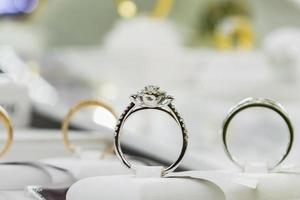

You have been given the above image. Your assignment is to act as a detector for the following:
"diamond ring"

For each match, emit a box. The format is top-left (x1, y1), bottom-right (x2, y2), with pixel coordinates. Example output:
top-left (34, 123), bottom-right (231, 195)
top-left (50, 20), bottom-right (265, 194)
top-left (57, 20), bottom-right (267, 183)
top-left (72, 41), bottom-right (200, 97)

top-left (114, 85), bottom-right (188, 175)
top-left (222, 97), bottom-right (294, 170)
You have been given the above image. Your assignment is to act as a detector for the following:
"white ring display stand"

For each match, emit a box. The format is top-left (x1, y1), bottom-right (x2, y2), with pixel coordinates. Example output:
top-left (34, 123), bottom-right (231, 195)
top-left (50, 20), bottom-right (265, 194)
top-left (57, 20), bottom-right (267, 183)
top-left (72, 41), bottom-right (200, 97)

top-left (67, 175), bottom-right (225, 200)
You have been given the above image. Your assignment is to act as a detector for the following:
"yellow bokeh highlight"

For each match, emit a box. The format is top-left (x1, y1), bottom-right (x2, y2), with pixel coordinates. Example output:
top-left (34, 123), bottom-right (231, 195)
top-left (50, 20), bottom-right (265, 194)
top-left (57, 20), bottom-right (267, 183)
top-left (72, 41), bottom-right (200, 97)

top-left (214, 16), bottom-right (254, 50)
top-left (116, 0), bottom-right (173, 19)
top-left (152, 0), bottom-right (173, 18)
top-left (117, 0), bottom-right (137, 18)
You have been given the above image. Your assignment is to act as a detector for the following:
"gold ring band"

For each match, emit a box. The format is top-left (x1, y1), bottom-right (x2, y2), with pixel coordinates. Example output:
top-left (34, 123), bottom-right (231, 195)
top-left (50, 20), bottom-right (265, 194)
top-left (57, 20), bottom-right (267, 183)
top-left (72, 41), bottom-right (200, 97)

top-left (0, 106), bottom-right (13, 158)
top-left (115, 0), bottom-right (173, 18)
top-left (61, 99), bottom-right (118, 154)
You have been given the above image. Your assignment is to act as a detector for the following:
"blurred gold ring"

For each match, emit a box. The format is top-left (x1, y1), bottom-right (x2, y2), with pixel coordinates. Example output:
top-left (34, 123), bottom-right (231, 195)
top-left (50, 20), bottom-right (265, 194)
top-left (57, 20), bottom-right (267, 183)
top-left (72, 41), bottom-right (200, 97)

top-left (62, 99), bottom-right (118, 153)
top-left (115, 0), bottom-right (173, 18)
top-left (0, 106), bottom-right (13, 158)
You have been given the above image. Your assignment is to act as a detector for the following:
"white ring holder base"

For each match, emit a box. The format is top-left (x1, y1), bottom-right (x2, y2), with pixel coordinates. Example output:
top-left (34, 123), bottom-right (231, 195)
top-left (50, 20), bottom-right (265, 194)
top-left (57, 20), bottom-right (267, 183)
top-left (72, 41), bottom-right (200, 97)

top-left (66, 166), bottom-right (225, 200)
top-left (170, 169), bottom-right (300, 200)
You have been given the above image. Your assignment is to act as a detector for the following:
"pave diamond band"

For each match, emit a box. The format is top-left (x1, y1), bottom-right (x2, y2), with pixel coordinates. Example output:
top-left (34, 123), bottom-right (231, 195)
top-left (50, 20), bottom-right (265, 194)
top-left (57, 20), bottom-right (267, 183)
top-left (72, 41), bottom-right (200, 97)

top-left (114, 86), bottom-right (188, 176)
top-left (222, 97), bottom-right (294, 170)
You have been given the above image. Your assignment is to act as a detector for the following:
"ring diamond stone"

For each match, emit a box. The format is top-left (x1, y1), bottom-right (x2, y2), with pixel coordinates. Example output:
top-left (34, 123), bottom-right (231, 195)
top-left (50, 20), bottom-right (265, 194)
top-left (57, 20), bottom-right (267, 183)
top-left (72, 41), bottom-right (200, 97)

top-left (130, 85), bottom-right (174, 107)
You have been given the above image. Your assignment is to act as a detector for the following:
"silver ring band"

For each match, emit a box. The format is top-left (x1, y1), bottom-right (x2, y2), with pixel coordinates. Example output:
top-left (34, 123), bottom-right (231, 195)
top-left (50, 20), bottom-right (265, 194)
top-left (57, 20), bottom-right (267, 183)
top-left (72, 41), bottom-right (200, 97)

top-left (222, 97), bottom-right (294, 170)
top-left (114, 85), bottom-right (188, 175)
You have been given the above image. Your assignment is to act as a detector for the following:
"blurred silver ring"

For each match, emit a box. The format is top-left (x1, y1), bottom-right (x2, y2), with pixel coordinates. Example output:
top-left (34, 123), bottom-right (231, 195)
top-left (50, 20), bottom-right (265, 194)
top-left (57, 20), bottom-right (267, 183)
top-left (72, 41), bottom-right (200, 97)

top-left (222, 97), bottom-right (294, 170)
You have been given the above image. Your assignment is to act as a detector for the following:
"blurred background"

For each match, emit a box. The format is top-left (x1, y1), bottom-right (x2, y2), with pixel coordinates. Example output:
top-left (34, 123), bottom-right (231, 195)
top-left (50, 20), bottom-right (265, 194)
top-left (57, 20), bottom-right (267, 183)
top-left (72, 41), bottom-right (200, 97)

top-left (0, 0), bottom-right (300, 170)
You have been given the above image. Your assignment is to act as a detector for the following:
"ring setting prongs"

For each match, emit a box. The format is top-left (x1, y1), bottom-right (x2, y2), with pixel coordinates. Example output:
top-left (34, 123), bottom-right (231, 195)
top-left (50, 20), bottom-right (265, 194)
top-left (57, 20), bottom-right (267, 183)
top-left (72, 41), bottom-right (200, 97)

top-left (130, 85), bottom-right (174, 107)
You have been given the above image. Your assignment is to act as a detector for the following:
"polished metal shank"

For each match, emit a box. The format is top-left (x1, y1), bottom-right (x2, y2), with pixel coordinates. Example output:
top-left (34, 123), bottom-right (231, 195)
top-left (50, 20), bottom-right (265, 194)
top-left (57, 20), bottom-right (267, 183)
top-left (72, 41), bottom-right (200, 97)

top-left (222, 97), bottom-right (294, 170)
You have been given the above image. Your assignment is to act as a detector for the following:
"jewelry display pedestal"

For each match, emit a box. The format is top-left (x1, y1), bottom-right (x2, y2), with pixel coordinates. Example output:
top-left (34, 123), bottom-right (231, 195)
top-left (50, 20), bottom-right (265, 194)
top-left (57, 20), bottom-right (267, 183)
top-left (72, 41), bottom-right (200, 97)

top-left (66, 175), bottom-right (225, 200)
top-left (65, 167), bottom-right (300, 200)
top-left (241, 172), bottom-right (300, 199)
top-left (175, 170), bottom-right (300, 200)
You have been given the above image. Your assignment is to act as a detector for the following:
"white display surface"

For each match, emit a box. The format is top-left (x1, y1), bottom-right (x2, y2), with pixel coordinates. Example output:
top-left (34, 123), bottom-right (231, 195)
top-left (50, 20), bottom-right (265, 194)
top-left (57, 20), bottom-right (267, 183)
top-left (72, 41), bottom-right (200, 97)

top-left (66, 170), bottom-right (300, 200)
top-left (67, 175), bottom-right (225, 200)
top-left (174, 170), bottom-right (300, 200)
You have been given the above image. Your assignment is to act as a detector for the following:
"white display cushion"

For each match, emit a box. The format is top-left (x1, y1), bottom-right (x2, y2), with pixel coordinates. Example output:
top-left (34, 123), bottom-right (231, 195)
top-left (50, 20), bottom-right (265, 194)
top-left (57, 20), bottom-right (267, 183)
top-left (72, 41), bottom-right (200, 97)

top-left (66, 170), bottom-right (300, 200)
top-left (66, 175), bottom-right (225, 200)
top-left (172, 171), bottom-right (300, 200)
top-left (239, 172), bottom-right (300, 199)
